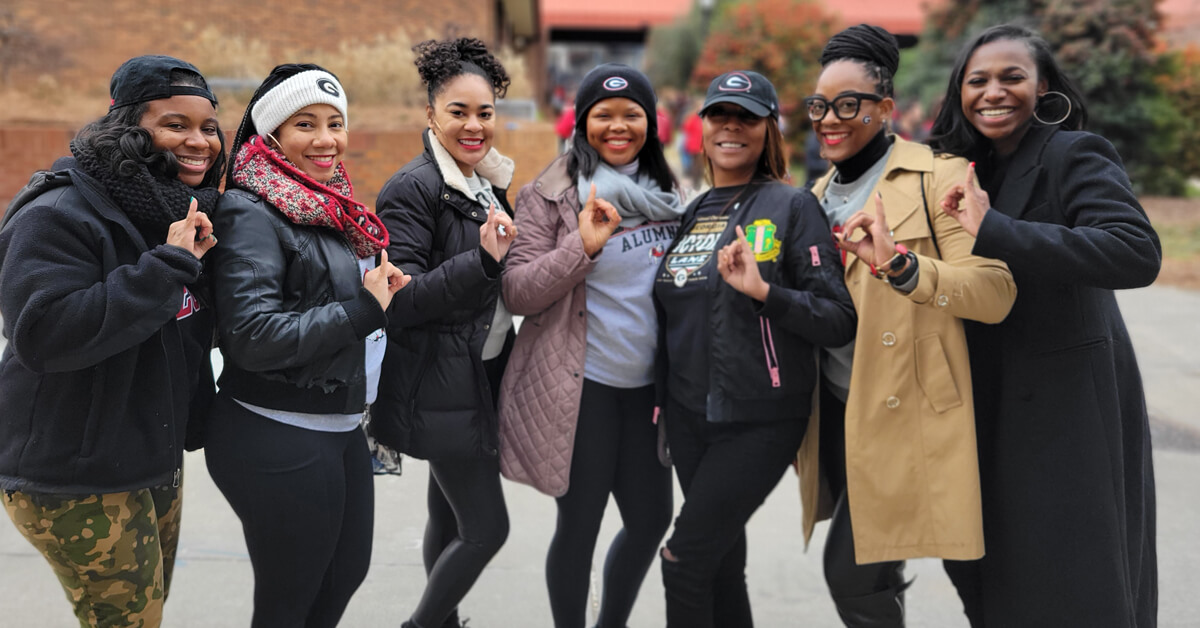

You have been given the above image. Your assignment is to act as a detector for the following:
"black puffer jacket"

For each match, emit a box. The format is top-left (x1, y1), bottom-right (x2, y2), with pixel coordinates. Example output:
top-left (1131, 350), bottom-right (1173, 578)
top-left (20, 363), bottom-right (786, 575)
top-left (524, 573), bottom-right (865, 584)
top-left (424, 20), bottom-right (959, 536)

top-left (372, 130), bottom-right (515, 460)
top-left (0, 161), bottom-right (213, 493)
top-left (209, 188), bottom-right (388, 413)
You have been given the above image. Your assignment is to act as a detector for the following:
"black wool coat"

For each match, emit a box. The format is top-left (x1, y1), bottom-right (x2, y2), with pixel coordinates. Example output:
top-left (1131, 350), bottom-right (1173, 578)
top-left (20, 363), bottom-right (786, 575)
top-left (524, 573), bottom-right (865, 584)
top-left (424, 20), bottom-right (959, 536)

top-left (371, 130), bottom-right (515, 460)
top-left (961, 124), bottom-right (1159, 627)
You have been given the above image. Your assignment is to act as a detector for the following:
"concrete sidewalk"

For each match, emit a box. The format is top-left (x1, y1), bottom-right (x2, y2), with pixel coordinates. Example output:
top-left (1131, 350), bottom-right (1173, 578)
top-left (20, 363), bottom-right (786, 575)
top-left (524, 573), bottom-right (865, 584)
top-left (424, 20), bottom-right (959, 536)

top-left (2, 284), bottom-right (1198, 626)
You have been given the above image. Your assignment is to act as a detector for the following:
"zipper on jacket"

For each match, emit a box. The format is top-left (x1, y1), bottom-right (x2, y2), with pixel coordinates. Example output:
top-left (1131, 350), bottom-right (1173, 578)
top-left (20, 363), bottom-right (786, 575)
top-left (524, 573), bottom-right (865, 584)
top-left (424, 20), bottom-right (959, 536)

top-left (173, 467), bottom-right (181, 488)
top-left (759, 316), bottom-right (781, 388)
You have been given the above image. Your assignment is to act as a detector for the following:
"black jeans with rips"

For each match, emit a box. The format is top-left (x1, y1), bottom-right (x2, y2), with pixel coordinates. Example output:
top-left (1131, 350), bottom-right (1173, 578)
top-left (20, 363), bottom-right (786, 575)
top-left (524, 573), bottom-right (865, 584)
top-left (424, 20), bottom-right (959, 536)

top-left (661, 395), bottom-right (807, 628)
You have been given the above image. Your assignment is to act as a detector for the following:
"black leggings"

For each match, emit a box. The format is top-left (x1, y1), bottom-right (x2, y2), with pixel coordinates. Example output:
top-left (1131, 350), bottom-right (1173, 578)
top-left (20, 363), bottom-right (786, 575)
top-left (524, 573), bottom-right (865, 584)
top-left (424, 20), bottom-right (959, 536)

top-left (205, 392), bottom-right (374, 628)
top-left (661, 396), bottom-right (808, 628)
top-left (546, 379), bottom-right (673, 628)
top-left (415, 456), bottom-right (509, 628)
top-left (820, 381), bottom-right (905, 589)
top-left (411, 348), bottom-right (511, 628)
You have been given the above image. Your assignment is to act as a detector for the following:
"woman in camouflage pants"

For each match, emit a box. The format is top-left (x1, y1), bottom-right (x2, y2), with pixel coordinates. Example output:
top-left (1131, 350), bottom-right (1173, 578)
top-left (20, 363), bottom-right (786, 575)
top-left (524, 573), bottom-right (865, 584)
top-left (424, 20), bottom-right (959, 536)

top-left (0, 55), bottom-right (225, 627)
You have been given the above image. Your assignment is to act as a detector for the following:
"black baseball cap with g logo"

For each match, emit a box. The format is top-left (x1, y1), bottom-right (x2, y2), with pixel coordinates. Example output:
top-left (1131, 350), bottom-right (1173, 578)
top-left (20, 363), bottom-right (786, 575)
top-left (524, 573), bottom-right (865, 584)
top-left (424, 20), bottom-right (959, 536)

top-left (108, 55), bottom-right (217, 111)
top-left (701, 70), bottom-right (779, 119)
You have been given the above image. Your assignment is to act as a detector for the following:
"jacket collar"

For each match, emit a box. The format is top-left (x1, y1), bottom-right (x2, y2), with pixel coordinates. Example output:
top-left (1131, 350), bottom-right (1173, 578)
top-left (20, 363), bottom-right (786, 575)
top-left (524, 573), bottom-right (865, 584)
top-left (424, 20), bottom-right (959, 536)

top-left (811, 136), bottom-right (932, 275)
top-left (811, 135), bottom-right (931, 198)
top-left (66, 166), bottom-right (150, 252)
top-left (530, 154), bottom-right (574, 201)
top-left (423, 129), bottom-right (514, 198)
top-left (993, 124), bottom-right (1058, 219)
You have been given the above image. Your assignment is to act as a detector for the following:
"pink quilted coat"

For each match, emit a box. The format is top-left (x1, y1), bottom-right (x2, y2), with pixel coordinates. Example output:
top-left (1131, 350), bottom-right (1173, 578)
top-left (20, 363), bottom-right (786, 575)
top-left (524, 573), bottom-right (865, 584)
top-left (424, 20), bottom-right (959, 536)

top-left (498, 156), bottom-right (596, 497)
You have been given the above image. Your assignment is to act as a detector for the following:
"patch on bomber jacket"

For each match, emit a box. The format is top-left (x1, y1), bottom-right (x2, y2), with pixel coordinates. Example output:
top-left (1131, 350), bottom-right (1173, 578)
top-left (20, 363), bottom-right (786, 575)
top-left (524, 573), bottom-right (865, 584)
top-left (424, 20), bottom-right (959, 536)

top-left (744, 219), bottom-right (780, 262)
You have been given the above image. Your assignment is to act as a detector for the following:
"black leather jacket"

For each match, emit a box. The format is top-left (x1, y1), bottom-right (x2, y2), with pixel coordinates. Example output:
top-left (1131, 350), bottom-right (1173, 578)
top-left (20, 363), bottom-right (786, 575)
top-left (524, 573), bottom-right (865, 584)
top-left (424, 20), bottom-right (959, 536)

top-left (370, 131), bottom-right (515, 460)
top-left (209, 188), bottom-right (388, 414)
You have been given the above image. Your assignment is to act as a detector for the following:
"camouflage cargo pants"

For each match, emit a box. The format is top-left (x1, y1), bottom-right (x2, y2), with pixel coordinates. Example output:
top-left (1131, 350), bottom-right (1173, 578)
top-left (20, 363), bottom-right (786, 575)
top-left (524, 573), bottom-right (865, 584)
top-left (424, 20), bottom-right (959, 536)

top-left (3, 482), bottom-right (182, 628)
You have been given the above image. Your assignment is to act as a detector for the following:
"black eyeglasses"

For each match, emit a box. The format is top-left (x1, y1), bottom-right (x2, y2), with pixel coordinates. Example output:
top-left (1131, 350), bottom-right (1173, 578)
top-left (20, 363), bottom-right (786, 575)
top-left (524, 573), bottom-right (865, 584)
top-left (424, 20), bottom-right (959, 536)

top-left (803, 92), bottom-right (883, 121)
top-left (703, 106), bottom-right (763, 124)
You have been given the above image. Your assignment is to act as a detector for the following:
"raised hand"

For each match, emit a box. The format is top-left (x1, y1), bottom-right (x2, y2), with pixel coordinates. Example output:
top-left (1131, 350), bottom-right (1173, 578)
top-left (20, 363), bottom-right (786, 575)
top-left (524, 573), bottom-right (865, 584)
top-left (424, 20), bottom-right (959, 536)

top-left (480, 202), bottom-right (518, 261)
top-left (577, 183), bottom-right (621, 257)
top-left (939, 161), bottom-right (990, 237)
top-left (717, 225), bottom-right (770, 301)
top-left (364, 250), bottom-right (410, 310)
top-left (835, 192), bottom-right (895, 267)
top-left (166, 198), bottom-right (217, 259)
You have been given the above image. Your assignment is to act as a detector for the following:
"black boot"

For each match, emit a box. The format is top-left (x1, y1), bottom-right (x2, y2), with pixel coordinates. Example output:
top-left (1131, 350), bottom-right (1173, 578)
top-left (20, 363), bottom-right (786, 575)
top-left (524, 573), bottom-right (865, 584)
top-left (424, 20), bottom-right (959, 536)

top-left (831, 566), bottom-right (913, 628)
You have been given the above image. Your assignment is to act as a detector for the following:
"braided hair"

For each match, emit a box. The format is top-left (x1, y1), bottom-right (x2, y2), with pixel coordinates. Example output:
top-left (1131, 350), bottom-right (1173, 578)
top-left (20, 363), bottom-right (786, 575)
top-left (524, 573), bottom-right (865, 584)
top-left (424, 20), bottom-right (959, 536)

top-left (75, 68), bottom-right (226, 190)
top-left (413, 37), bottom-right (510, 104)
top-left (226, 63), bottom-right (335, 190)
top-left (818, 24), bottom-right (900, 98)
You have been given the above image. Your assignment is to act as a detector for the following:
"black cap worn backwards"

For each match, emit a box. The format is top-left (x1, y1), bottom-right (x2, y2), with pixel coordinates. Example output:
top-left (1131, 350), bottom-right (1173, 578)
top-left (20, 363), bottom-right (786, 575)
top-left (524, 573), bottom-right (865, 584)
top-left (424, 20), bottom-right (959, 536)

top-left (701, 71), bottom-right (779, 119)
top-left (108, 55), bottom-right (217, 111)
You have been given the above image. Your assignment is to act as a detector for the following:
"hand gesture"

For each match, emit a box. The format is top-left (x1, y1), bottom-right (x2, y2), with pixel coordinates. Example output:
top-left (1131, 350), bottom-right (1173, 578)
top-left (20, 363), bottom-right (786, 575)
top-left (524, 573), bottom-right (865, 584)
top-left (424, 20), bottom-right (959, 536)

top-left (835, 192), bottom-right (896, 267)
top-left (939, 161), bottom-right (990, 237)
top-left (364, 250), bottom-right (410, 310)
top-left (480, 203), bottom-right (518, 261)
top-left (717, 225), bottom-right (770, 302)
top-left (577, 183), bottom-right (621, 257)
top-left (166, 198), bottom-right (217, 259)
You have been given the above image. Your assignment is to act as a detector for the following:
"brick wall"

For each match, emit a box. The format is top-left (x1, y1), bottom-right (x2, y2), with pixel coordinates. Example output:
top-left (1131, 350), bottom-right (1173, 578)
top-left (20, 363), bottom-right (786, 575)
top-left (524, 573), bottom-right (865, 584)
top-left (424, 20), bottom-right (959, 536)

top-left (0, 123), bottom-right (559, 215)
top-left (6, 0), bottom-right (496, 92)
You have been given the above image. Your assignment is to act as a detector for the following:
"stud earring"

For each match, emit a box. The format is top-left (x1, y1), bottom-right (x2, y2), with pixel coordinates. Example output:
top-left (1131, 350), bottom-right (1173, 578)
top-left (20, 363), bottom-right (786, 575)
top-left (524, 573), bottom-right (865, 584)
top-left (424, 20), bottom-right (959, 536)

top-left (863, 115), bottom-right (872, 125)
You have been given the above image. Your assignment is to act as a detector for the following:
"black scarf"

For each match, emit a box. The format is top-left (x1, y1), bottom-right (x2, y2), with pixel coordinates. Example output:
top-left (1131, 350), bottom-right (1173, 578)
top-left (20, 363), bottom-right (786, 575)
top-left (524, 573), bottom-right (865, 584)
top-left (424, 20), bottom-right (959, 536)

top-left (71, 139), bottom-right (219, 246)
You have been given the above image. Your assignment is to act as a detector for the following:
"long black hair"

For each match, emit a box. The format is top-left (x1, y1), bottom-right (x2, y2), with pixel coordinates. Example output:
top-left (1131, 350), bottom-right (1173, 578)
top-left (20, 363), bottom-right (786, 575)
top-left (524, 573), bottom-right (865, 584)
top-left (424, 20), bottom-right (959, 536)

top-left (928, 24), bottom-right (1088, 162)
top-left (566, 99), bottom-right (675, 193)
top-left (74, 68), bottom-right (226, 190)
top-left (227, 63), bottom-right (337, 189)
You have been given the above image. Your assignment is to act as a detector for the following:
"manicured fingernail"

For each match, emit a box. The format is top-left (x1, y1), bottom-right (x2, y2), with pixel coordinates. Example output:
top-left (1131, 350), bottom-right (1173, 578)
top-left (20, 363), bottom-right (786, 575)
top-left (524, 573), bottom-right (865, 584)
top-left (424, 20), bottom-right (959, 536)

top-left (969, 162), bottom-right (975, 168)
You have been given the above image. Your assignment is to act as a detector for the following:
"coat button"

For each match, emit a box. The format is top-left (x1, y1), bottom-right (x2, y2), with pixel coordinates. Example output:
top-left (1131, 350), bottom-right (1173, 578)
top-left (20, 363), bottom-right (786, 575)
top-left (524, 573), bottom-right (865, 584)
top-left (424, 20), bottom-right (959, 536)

top-left (881, 332), bottom-right (896, 346)
top-left (573, 372), bottom-right (580, 378)
top-left (443, 193), bottom-right (450, 200)
top-left (472, 211), bottom-right (478, 217)
top-left (886, 396), bottom-right (900, 409)
top-left (483, 323), bottom-right (490, 330)
top-left (578, 311), bottom-right (584, 317)
top-left (936, 295), bottom-right (950, 307)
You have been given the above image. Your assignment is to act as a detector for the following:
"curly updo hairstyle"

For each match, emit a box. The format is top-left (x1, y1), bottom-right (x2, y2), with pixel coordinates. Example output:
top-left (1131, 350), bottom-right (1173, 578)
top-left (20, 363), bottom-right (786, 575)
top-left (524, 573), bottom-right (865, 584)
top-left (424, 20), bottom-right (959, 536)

top-left (818, 24), bottom-right (901, 98)
top-left (74, 68), bottom-right (226, 189)
top-left (413, 37), bottom-right (511, 105)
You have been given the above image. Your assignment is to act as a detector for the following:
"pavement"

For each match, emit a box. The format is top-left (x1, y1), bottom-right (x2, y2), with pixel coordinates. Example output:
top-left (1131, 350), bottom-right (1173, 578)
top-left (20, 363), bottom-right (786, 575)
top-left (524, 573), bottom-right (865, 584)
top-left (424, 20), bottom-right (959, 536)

top-left (1, 284), bottom-right (1198, 627)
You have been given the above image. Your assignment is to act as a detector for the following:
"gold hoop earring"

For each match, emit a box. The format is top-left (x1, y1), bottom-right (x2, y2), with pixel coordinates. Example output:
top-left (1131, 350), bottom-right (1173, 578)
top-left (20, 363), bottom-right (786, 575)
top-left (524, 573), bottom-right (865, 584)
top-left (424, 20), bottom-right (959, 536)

top-left (1033, 91), bottom-right (1072, 126)
top-left (265, 132), bottom-right (282, 150)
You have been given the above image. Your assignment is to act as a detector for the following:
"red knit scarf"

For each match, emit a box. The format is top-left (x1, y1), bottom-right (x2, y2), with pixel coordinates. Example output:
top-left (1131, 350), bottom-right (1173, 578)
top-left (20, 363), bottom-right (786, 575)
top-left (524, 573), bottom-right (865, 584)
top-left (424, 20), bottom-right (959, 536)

top-left (232, 135), bottom-right (388, 258)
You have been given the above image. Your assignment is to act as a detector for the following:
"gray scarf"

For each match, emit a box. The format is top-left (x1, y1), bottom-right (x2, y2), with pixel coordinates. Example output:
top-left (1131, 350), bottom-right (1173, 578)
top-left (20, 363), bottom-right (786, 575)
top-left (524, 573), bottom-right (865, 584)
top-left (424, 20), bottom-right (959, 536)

top-left (576, 162), bottom-right (683, 228)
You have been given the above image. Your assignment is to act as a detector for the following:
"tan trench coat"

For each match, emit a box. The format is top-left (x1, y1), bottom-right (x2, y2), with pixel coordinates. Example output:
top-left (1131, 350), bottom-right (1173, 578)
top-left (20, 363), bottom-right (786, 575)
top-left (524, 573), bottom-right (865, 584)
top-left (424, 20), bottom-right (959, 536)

top-left (798, 138), bottom-right (1016, 564)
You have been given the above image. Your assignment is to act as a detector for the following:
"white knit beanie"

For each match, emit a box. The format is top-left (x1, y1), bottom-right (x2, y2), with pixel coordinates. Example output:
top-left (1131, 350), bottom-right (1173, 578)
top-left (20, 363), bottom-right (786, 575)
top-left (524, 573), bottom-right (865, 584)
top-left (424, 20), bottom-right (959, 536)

top-left (251, 70), bottom-right (349, 136)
